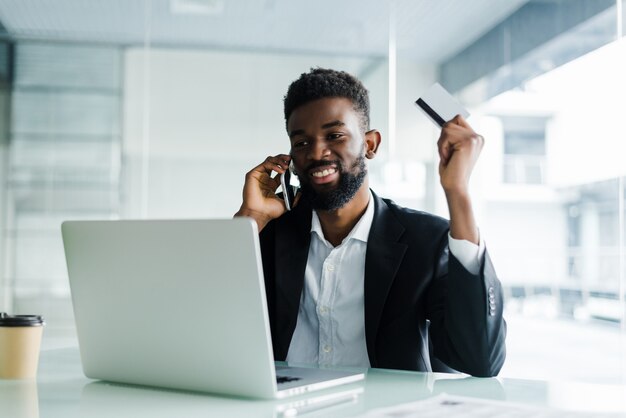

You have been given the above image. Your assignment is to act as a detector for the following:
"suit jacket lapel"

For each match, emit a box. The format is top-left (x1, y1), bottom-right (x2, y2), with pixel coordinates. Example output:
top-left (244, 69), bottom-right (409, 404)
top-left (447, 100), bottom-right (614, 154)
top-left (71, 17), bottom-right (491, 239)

top-left (273, 202), bottom-right (312, 359)
top-left (364, 192), bottom-right (408, 366)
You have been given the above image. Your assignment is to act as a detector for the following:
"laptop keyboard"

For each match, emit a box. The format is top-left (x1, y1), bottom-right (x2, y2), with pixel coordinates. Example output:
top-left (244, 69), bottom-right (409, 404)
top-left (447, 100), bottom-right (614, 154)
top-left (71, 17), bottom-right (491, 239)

top-left (276, 375), bottom-right (302, 384)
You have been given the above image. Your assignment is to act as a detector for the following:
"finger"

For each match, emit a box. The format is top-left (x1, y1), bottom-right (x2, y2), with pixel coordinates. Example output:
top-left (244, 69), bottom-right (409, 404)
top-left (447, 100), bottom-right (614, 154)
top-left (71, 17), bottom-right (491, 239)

top-left (441, 121), bottom-right (465, 135)
top-left (449, 114), bottom-right (466, 127)
top-left (441, 123), bottom-right (480, 146)
top-left (437, 144), bottom-right (444, 163)
top-left (271, 154), bottom-right (292, 166)
top-left (249, 169), bottom-right (281, 193)
top-left (256, 156), bottom-right (290, 175)
top-left (268, 172), bottom-right (282, 190)
top-left (437, 139), bottom-right (446, 163)
top-left (264, 155), bottom-right (288, 171)
top-left (257, 171), bottom-right (279, 187)
top-left (440, 146), bottom-right (451, 166)
top-left (437, 133), bottom-right (451, 164)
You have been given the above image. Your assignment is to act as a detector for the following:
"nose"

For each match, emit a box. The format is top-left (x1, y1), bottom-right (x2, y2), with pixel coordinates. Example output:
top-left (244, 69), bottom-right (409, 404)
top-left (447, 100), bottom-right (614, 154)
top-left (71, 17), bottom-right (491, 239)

top-left (307, 138), bottom-right (331, 161)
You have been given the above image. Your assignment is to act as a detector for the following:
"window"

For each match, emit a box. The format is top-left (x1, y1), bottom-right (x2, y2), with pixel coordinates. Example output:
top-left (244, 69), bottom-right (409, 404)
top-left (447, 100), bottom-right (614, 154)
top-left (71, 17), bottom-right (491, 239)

top-left (501, 116), bottom-right (547, 185)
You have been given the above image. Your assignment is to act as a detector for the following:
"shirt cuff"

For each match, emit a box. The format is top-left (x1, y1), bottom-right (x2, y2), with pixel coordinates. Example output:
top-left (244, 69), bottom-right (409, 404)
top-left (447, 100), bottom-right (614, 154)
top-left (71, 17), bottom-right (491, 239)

top-left (448, 232), bottom-right (485, 275)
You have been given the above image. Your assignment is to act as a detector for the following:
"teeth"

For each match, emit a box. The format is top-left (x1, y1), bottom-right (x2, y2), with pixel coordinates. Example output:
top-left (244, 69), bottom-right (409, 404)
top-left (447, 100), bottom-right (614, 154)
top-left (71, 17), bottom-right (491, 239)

top-left (312, 168), bottom-right (336, 178)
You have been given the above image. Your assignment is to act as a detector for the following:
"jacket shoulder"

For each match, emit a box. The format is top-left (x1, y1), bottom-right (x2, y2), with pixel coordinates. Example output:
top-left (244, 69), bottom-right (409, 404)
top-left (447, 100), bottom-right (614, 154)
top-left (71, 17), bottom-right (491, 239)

top-left (380, 197), bottom-right (449, 235)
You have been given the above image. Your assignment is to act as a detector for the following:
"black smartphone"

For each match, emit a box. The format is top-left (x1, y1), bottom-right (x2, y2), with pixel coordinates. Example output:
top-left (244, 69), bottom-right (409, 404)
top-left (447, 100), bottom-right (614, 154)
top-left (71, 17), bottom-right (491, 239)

top-left (280, 162), bottom-right (296, 211)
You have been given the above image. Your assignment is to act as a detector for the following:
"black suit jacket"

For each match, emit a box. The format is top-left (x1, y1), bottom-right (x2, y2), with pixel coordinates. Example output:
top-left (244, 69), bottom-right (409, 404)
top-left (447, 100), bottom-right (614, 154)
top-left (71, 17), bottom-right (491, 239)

top-left (259, 191), bottom-right (506, 377)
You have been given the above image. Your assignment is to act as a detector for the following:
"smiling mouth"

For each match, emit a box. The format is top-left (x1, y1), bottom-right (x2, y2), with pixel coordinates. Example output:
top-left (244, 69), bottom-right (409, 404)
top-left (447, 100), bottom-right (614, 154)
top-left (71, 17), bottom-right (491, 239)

top-left (307, 165), bottom-right (339, 185)
top-left (311, 167), bottom-right (337, 178)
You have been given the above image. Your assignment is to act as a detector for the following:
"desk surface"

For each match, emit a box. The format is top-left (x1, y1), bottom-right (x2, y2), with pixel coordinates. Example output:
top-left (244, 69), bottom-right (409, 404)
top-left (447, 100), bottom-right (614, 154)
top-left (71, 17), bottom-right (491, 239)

top-left (2, 348), bottom-right (626, 417)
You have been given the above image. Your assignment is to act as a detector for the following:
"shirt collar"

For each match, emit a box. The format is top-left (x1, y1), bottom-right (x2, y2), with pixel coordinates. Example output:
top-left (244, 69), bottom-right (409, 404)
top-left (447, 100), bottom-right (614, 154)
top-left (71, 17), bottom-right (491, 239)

top-left (310, 190), bottom-right (375, 246)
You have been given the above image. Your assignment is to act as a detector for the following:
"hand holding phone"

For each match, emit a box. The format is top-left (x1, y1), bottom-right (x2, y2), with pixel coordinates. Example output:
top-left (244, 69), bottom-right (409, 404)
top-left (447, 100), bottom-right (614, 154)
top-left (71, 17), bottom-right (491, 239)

top-left (235, 154), bottom-right (294, 232)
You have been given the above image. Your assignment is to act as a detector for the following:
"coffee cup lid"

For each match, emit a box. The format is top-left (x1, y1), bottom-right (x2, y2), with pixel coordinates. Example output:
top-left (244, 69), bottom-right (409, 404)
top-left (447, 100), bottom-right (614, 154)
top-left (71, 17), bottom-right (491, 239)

top-left (0, 312), bottom-right (45, 327)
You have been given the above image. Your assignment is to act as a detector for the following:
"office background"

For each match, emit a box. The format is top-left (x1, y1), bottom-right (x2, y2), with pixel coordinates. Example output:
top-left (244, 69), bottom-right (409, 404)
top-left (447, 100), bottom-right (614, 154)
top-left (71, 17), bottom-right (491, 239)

top-left (0, 0), bottom-right (625, 385)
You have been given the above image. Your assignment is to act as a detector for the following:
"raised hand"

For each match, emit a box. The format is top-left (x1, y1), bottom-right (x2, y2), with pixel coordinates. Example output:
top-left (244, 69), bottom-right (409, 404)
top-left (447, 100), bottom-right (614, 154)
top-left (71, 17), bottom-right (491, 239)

top-left (437, 115), bottom-right (484, 195)
top-left (235, 154), bottom-right (294, 232)
top-left (437, 115), bottom-right (483, 244)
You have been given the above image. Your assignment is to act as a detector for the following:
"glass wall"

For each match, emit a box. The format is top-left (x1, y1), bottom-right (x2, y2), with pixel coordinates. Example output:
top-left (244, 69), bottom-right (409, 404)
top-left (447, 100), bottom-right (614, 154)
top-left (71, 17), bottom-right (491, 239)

top-left (0, 0), bottom-right (624, 384)
top-left (5, 43), bottom-right (122, 345)
top-left (449, 0), bottom-right (626, 384)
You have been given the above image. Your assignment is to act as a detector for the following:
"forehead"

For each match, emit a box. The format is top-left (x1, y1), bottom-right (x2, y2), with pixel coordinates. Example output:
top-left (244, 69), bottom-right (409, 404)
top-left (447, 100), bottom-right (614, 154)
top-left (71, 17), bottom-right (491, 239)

top-left (287, 97), bottom-right (360, 132)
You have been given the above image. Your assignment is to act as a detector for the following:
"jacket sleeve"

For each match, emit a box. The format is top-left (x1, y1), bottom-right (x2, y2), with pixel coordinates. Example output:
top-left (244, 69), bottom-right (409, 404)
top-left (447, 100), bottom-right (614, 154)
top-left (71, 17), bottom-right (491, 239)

top-left (426, 233), bottom-right (507, 377)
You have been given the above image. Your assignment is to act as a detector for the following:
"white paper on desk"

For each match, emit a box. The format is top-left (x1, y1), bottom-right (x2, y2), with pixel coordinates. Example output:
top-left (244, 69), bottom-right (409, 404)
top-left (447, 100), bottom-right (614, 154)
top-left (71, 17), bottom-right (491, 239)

top-left (356, 394), bottom-right (622, 418)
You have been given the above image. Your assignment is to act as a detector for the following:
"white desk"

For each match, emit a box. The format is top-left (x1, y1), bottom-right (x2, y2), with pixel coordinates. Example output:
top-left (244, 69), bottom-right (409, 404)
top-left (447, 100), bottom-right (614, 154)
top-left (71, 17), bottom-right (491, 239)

top-left (2, 348), bottom-right (626, 417)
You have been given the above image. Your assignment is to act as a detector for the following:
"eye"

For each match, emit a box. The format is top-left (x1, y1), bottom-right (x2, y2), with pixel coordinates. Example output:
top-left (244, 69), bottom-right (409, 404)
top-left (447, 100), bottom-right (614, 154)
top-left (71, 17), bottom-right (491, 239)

top-left (327, 133), bottom-right (344, 140)
top-left (293, 139), bottom-right (308, 148)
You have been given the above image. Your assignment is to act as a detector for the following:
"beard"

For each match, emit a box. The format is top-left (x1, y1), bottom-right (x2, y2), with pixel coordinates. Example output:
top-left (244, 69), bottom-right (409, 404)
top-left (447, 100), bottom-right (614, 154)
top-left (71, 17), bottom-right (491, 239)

top-left (297, 155), bottom-right (367, 211)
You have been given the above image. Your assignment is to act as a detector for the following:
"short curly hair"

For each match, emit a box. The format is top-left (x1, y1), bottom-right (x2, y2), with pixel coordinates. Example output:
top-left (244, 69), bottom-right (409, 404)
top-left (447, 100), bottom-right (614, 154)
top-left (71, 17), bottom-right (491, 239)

top-left (283, 68), bottom-right (370, 133)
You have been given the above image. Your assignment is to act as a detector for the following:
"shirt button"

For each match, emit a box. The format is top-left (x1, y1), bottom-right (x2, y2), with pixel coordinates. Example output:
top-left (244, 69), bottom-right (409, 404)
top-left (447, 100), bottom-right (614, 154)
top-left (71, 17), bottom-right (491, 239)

top-left (326, 264), bottom-right (335, 271)
top-left (323, 345), bottom-right (332, 353)
top-left (319, 306), bottom-right (328, 314)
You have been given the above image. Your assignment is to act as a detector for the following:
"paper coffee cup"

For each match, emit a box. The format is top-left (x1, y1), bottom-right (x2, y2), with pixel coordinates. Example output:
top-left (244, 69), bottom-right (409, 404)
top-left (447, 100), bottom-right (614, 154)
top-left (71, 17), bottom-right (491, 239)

top-left (0, 313), bottom-right (45, 379)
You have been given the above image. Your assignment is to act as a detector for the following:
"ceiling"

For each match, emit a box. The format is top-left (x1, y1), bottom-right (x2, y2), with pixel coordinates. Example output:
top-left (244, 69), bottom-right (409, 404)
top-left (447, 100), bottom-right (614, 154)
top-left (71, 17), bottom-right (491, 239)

top-left (0, 0), bottom-right (528, 63)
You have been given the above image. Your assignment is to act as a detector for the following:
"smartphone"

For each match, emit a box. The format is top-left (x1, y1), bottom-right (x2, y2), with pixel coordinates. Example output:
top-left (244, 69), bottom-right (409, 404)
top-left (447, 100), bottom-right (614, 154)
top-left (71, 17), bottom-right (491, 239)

top-left (280, 162), bottom-right (296, 211)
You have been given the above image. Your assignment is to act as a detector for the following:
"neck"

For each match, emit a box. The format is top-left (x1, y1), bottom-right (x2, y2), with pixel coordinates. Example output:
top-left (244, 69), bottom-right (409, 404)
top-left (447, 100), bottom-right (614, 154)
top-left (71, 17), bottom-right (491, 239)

top-left (316, 181), bottom-right (370, 247)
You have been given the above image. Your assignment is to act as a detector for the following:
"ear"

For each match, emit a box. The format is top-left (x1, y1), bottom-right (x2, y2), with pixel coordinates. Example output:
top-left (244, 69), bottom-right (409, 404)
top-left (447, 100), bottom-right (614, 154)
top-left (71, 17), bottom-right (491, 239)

top-left (364, 129), bottom-right (382, 159)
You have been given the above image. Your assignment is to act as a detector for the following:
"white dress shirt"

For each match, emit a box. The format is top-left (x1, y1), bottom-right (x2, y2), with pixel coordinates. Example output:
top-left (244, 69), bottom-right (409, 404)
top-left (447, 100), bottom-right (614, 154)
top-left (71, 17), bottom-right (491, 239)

top-left (286, 191), bottom-right (485, 367)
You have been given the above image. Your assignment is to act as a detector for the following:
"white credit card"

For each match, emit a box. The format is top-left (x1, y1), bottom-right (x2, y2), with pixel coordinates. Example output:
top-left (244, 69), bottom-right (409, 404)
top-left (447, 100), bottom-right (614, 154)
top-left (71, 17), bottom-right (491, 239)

top-left (415, 82), bottom-right (470, 127)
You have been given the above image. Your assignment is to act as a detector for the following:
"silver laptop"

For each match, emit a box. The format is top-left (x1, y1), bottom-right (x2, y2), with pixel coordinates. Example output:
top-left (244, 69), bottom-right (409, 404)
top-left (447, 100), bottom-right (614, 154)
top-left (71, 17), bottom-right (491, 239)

top-left (62, 218), bottom-right (365, 399)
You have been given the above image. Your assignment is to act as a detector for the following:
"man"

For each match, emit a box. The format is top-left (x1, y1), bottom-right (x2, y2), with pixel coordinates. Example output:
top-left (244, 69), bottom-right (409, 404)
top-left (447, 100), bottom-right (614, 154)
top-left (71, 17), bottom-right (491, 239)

top-left (235, 68), bottom-right (506, 377)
